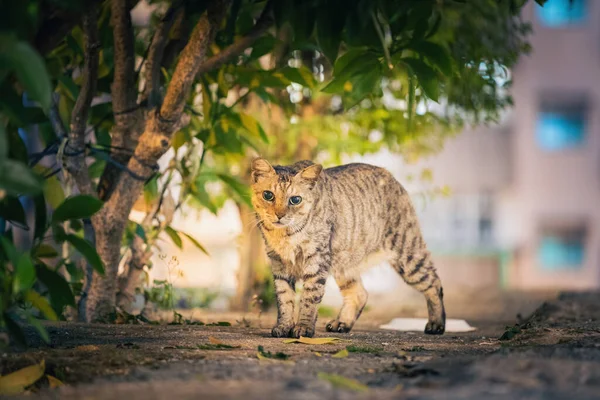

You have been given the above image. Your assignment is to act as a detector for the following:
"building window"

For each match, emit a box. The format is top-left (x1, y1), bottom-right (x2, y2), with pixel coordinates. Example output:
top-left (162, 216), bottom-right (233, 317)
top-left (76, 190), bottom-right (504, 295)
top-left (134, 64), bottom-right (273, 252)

top-left (478, 191), bottom-right (494, 246)
top-left (537, 226), bottom-right (585, 271)
top-left (536, 0), bottom-right (587, 27)
top-left (536, 95), bottom-right (587, 151)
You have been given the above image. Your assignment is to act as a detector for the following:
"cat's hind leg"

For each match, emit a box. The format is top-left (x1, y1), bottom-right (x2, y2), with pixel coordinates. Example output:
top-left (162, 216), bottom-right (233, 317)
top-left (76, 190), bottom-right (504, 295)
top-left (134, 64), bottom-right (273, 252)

top-left (390, 245), bottom-right (446, 335)
top-left (326, 276), bottom-right (368, 333)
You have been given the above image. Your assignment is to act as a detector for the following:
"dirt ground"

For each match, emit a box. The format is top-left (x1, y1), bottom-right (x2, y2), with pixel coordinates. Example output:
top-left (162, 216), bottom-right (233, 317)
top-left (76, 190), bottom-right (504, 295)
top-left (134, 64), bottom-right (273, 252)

top-left (2, 291), bottom-right (600, 400)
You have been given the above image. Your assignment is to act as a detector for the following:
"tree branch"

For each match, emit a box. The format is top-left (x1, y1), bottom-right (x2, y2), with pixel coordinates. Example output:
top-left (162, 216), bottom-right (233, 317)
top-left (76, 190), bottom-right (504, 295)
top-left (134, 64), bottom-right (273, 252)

top-left (98, 0), bottom-right (144, 201)
top-left (110, 0), bottom-right (138, 119)
top-left (140, 4), bottom-right (184, 108)
top-left (48, 94), bottom-right (68, 139)
top-left (195, 0), bottom-right (274, 80)
top-left (159, 0), bottom-right (230, 126)
top-left (65, 4), bottom-right (100, 197)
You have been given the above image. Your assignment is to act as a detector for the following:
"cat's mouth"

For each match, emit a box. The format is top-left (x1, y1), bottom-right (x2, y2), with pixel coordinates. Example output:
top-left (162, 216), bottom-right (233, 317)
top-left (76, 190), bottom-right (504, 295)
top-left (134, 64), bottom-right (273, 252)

top-left (272, 221), bottom-right (288, 228)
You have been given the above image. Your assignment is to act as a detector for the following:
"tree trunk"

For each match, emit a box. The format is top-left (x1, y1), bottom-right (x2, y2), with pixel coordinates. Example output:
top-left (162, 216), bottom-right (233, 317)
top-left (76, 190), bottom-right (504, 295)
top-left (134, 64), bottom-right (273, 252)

top-left (52, 0), bottom-right (272, 322)
top-left (116, 235), bottom-right (151, 312)
top-left (230, 202), bottom-right (266, 311)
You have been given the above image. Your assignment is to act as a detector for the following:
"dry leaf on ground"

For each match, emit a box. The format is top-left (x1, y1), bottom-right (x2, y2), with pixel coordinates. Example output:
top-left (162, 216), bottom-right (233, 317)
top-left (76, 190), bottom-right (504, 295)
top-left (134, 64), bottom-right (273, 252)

top-left (318, 372), bottom-right (369, 392)
top-left (46, 375), bottom-right (64, 388)
top-left (332, 348), bottom-right (349, 358)
top-left (283, 337), bottom-right (347, 345)
top-left (0, 360), bottom-right (46, 395)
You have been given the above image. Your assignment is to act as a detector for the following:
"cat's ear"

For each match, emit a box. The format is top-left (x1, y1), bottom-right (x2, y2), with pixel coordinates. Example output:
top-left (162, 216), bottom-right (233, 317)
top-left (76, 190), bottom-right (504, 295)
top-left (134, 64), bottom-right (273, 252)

top-left (251, 157), bottom-right (275, 182)
top-left (297, 164), bottom-right (323, 184)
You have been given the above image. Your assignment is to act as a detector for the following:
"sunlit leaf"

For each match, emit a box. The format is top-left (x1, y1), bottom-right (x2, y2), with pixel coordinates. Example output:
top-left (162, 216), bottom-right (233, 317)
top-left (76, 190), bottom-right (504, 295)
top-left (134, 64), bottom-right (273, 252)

top-left (43, 174), bottom-right (65, 209)
top-left (33, 244), bottom-right (59, 259)
top-left (180, 231), bottom-right (209, 255)
top-left (164, 226), bottom-right (183, 249)
top-left (24, 290), bottom-right (58, 321)
top-left (216, 173), bottom-right (251, 207)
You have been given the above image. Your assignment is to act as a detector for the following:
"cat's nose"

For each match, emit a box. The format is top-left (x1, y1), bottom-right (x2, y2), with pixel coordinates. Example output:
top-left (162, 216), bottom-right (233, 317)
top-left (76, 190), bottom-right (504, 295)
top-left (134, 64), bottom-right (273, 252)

top-left (275, 211), bottom-right (286, 219)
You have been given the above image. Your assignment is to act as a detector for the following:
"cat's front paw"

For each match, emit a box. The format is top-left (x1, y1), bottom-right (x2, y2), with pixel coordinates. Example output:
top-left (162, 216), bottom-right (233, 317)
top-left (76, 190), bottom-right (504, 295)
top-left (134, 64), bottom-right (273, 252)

top-left (291, 323), bottom-right (315, 338)
top-left (271, 324), bottom-right (293, 338)
top-left (424, 320), bottom-right (445, 335)
top-left (325, 320), bottom-right (352, 333)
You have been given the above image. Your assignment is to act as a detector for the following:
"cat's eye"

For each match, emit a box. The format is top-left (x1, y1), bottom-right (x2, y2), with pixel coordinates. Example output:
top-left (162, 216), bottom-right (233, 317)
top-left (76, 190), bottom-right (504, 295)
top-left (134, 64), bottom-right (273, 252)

top-left (289, 196), bottom-right (302, 205)
top-left (262, 191), bottom-right (274, 201)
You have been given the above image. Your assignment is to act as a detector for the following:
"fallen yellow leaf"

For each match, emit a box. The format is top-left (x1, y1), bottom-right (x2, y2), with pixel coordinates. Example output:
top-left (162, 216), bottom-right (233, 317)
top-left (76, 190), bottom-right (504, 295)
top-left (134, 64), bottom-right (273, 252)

top-left (46, 375), bottom-right (63, 388)
top-left (208, 336), bottom-right (223, 345)
top-left (314, 352), bottom-right (322, 357)
top-left (283, 337), bottom-right (347, 345)
top-left (332, 348), bottom-right (349, 358)
top-left (318, 372), bottom-right (368, 392)
top-left (0, 360), bottom-right (46, 395)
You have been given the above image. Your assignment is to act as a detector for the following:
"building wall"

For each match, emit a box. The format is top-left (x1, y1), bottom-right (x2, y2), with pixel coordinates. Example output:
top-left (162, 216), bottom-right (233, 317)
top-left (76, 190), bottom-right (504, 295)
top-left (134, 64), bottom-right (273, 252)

top-left (507, 1), bottom-right (600, 289)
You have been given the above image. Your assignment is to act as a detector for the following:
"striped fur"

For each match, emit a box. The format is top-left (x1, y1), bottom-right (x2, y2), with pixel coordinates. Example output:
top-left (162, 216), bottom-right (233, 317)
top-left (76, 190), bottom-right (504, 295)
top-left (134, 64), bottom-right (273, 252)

top-left (251, 158), bottom-right (446, 338)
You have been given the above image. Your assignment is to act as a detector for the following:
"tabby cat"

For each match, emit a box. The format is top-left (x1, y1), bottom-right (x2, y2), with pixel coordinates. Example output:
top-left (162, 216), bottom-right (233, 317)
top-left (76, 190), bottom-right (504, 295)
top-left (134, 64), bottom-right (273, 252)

top-left (251, 158), bottom-right (446, 338)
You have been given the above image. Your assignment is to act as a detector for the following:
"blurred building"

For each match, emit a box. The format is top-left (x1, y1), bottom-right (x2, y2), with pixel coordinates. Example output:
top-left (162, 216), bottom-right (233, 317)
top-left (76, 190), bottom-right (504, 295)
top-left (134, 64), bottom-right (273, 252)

top-left (409, 0), bottom-right (600, 291)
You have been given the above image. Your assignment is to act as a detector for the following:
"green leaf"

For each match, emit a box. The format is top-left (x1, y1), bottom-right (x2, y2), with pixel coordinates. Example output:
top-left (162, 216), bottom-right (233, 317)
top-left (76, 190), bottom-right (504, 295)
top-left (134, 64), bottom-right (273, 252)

top-left (0, 36), bottom-right (52, 112)
top-left (35, 264), bottom-right (76, 313)
top-left (401, 57), bottom-right (439, 101)
top-left (250, 35), bottom-right (277, 59)
top-left (322, 52), bottom-right (379, 94)
top-left (33, 244), bottom-right (59, 259)
top-left (51, 195), bottom-right (103, 223)
top-left (135, 223), bottom-right (147, 241)
top-left (25, 315), bottom-right (50, 344)
top-left (0, 236), bottom-right (19, 266)
top-left (24, 290), bottom-right (58, 321)
top-left (13, 254), bottom-right (36, 293)
top-left (408, 41), bottom-right (453, 76)
top-left (237, 112), bottom-right (268, 143)
top-left (0, 160), bottom-right (42, 196)
top-left (278, 66), bottom-right (316, 88)
top-left (42, 174), bottom-right (65, 209)
top-left (164, 226), bottom-right (183, 249)
top-left (216, 173), bottom-right (251, 207)
top-left (316, 0), bottom-right (348, 63)
top-left (64, 234), bottom-right (105, 275)
top-left (342, 64), bottom-right (382, 109)
top-left (192, 185), bottom-right (218, 215)
top-left (0, 196), bottom-right (28, 230)
top-left (180, 231), bottom-right (209, 255)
